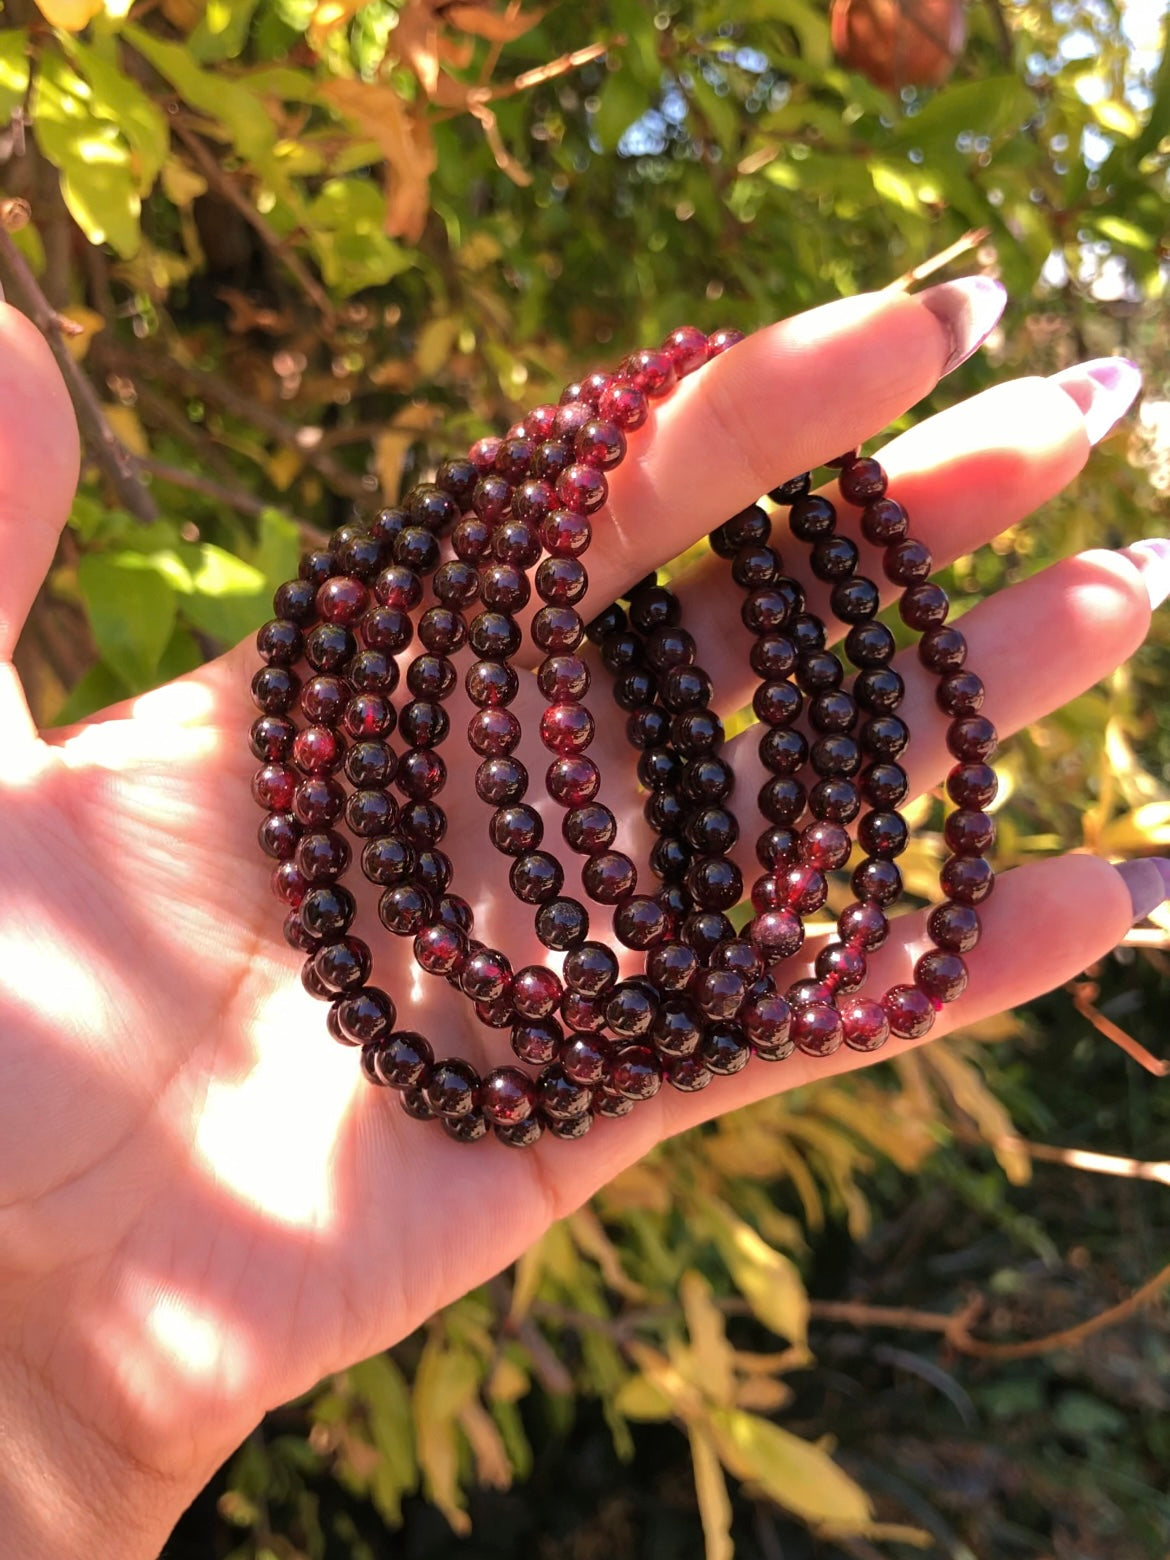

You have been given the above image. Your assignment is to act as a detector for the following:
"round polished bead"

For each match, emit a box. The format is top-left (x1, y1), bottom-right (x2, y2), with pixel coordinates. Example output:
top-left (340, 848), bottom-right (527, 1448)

top-left (475, 757), bottom-right (528, 806)
top-left (861, 763), bottom-right (909, 809)
top-left (623, 347), bottom-right (676, 396)
top-left (646, 941), bottom-right (700, 992)
top-left (560, 1034), bottom-right (609, 1085)
top-left (312, 936), bottom-right (371, 994)
top-left (788, 494), bottom-right (836, 541)
top-left (884, 537), bottom-right (933, 584)
top-left (683, 910), bottom-right (735, 960)
top-left (841, 998), bottom-right (890, 1052)
top-left (608, 1045), bottom-right (662, 1100)
top-left (756, 826), bottom-right (801, 871)
top-left (831, 576), bottom-right (880, 622)
top-left (665, 1056), bottom-right (712, 1091)
top-left (692, 968), bottom-right (746, 1021)
top-left (284, 910), bottom-right (320, 954)
top-left (378, 883), bottom-right (431, 935)
top-left (540, 702), bottom-right (595, 754)
top-left (845, 621), bottom-right (897, 668)
top-left (481, 1068), bottom-right (537, 1126)
top-left (940, 854), bottom-right (995, 904)
top-left (938, 672), bottom-right (986, 718)
top-left (272, 859), bottom-right (308, 907)
top-left (858, 810), bottom-right (909, 858)
top-left (496, 1118), bottom-right (545, 1148)
top-left (900, 581), bottom-right (949, 630)
top-left (300, 884), bottom-right (356, 941)
top-left (556, 463), bottom-right (608, 513)
top-left (700, 1023), bottom-right (751, 1075)
top-left (250, 715), bottom-right (296, 764)
top-left (425, 1059), bottom-right (481, 1119)
top-left (402, 800), bottom-right (446, 846)
top-left (606, 982), bottom-right (658, 1037)
top-left (583, 852), bottom-right (637, 904)
top-left (947, 714), bottom-right (998, 762)
top-left (809, 778), bottom-right (861, 824)
top-left (741, 993), bottom-right (792, 1054)
top-left (348, 650), bottom-right (399, 695)
top-left (838, 456), bottom-right (886, 504)
top-left (490, 804), bottom-right (543, 856)
top-left (563, 804), bottom-right (616, 855)
top-left (616, 895), bottom-right (671, 950)
top-left (512, 965), bottom-right (563, 1018)
top-left (460, 948), bottom-right (512, 1002)
top-left (510, 851), bottom-right (565, 904)
top-left (513, 1018), bottom-right (562, 1066)
top-left (296, 830), bottom-right (352, 883)
top-left (453, 516), bottom-right (493, 562)
top-left (791, 1001), bottom-right (844, 1056)
top-left (916, 950), bottom-right (969, 1003)
top-left (399, 1087), bottom-right (436, 1121)
top-left (650, 997), bottom-right (702, 1057)
top-left (919, 624), bottom-right (967, 673)
top-left (837, 900), bottom-right (889, 950)
top-left (598, 381), bottom-right (648, 430)
top-left (413, 923), bottom-right (467, 976)
top-left (375, 1030), bottom-right (432, 1088)
top-left (546, 1113), bottom-right (594, 1140)
top-left (759, 777), bottom-right (806, 825)
top-left (397, 748), bottom-right (446, 799)
top-left (273, 576), bottom-right (316, 623)
top-left (810, 534), bottom-right (860, 581)
top-left (814, 942), bottom-right (867, 994)
top-left (861, 715), bottom-right (909, 759)
top-left (336, 988), bottom-right (395, 1048)
top-left (252, 763), bottom-right (296, 813)
top-left (685, 857), bottom-right (743, 911)
top-left (537, 1065), bottom-right (593, 1120)
top-left (398, 701), bottom-right (447, 750)
top-left (884, 984), bottom-right (935, 1038)
top-left (256, 619), bottom-right (302, 668)
top-left (749, 910), bottom-right (804, 960)
top-left (851, 857), bottom-right (902, 905)
top-left (407, 654), bottom-right (457, 700)
top-left (662, 324), bottom-right (708, 374)
top-left (535, 897), bottom-right (589, 950)
top-left (801, 821), bottom-right (852, 870)
top-left (928, 901), bottom-right (981, 953)
top-left (561, 989), bottom-right (605, 1033)
top-left (293, 726), bottom-right (344, 775)
top-left (944, 808), bottom-right (996, 856)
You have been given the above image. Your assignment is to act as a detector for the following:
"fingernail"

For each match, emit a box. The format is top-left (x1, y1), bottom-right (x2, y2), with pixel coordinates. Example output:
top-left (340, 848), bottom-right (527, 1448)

top-left (1114, 857), bottom-right (1170, 922)
top-left (917, 276), bottom-right (1007, 376)
top-left (1050, 357), bottom-right (1142, 445)
top-left (1120, 538), bottom-right (1170, 610)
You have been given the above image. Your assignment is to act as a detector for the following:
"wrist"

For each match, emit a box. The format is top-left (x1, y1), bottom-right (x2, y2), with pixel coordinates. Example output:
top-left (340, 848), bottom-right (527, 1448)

top-left (0, 1355), bottom-right (212, 1560)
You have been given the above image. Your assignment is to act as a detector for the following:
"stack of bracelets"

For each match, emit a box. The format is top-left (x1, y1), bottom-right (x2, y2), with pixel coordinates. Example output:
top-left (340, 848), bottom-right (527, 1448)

top-left (248, 323), bottom-right (997, 1148)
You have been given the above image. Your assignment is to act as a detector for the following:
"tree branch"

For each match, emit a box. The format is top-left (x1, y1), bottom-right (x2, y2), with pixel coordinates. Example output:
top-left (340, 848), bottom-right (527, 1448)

top-left (0, 224), bottom-right (159, 524)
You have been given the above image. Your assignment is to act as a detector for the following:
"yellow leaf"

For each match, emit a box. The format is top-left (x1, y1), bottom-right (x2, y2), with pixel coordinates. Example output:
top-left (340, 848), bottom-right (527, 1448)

top-left (614, 1372), bottom-right (674, 1421)
top-left (569, 1208), bottom-right (647, 1302)
top-left (34, 0), bottom-right (102, 29)
top-left (689, 1422), bottom-right (734, 1560)
top-left (509, 1219), bottom-right (578, 1321)
top-left (679, 1270), bottom-right (735, 1407)
top-left (266, 446), bottom-right (303, 492)
top-left (709, 1408), bottom-right (873, 1530)
top-left (59, 305), bottom-right (105, 362)
top-left (705, 1200), bottom-right (809, 1347)
top-left (626, 1341), bottom-right (705, 1421)
top-left (1100, 803), bottom-right (1170, 854)
top-left (161, 155), bottom-right (207, 209)
top-left (457, 1395), bottom-right (512, 1490)
top-left (486, 1355), bottom-right (529, 1404)
top-left (102, 402), bottom-right (148, 457)
top-left (321, 77), bottom-right (436, 242)
top-left (597, 1160), bottom-right (671, 1214)
top-left (444, 3), bottom-right (544, 42)
top-left (415, 315), bottom-right (460, 379)
top-left (925, 1042), bottom-right (1030, 1183)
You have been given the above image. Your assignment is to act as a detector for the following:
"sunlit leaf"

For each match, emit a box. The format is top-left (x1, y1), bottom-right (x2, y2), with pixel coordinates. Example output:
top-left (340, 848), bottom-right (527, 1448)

top-left (0, 30), bottom-right (31, 123)
top-left (704, 1199), bottom-right (809, 1348)
top-left (709, 1408), bottom-right (873, 1530)
top-left (689, 1421), bottom-right (734, 1560)
top-left (77, 553), bottom-right (177, 689)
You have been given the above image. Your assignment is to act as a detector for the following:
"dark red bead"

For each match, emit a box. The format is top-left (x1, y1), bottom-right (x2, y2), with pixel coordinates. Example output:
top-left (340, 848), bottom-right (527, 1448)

top-left (313, 936), bottom-right (371, 994)
top-left (376, 1030), bottom-right (432, 1088)
top-left (378, 883), bottom-right (432, 935)
top-left (512, 965), bottom-right (563, 1018)
top-left (425, 1059), bottom-right (481, 1118)
top-left (481, 1068), bottom-right (537, 1126)
top-left (561, 1034), bottom-right (609, 1085)
top-left (814, 942), bottom-right (867, 994)
top-left (296, 829), bottom-right (351, 883)
top-left (583, 852), bottom-right (637, 904)
top-left (692, 968), bottom-right (746, 1021)
top-left (946, 762), bottom-right (998, 809)
top-left (613, 896), bottom-right (669, 950)
top-left (605, 982), bottom-right (658, 1037)
top-left (646, 941), bottom-right (700, 992)
top-left (608, 1045), bottom-right (662, 1100)
top-left (940, 854), bottom-right (995, 905)
top-left (535, 897), bottom-right (589, 950)
top-left (598, 381), bottom-right (648, 429)
top-left (476, 756), bottom-right (528, 803)
top-left (944, 808), bottom-right (996, 856)
top-left (841, 998), bottom-right (889, 1052)
top-left (496, 1118), bottom-right (545, 1148)
top-left (650, 997), bottom-right (702, 1058)
top-left (563, 941), bottom-right (619, 996)
top-left (510, 851), bottom-right (565, 904)
top-left (316, 575), bottom-right (368, 626)
top-left (300, 675), bottom-right (348, 727)
top-left (916, 950), bottom-right (968, 1004)
top-left (252, 763), bottom-right (296, 812)
top-left (837, 900), bottom-right (889, 950)
top-left (851, 857), bottom-right (902, 905)
top-left (665, 1056), bottom-right (712, 1091)
top-left (801, 821), bottom-right (852, 870)
top-left (749, 909), bottom-right (804, 960)
top-left (537, 1064), bottom-right (593, 1120)
top-left (700, 1023), bottom-right (751, 1075)
top-left (789, 1001), bottom-right (843, 1056)
top-left (741, 993), bottom-right (792, 1055)
top-left (361, 834), bottom-right (413, 885)
top-left (884, 984), bottom-right (935, 1038)
top-left (858, 809), bottom-right (909, 859)
top-left (623, 348), bottom-right (676, 397)
top-left (512, 1018), bottom-right (562, 1065)
top-left (293, 726), bottom-right (344, 774)
top-left (662, 325), bottom-right (708, 375)
top-left (928, 901), bottom-right (981, 953)
top-left (413, 923), bottom-right (467, 975)
top-left (259, 812), bottom-right (301, 860)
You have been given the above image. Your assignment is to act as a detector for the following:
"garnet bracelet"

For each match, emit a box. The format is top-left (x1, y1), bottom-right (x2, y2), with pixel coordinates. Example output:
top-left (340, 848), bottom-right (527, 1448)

top-left (249, 325), bottom-right (997, 1147)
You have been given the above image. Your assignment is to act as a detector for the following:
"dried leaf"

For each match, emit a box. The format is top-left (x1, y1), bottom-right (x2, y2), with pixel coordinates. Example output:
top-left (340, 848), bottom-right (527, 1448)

top-left (58, 305), bottom-right (105, 363)
top-left (457, 1395), bottom-right (512, 1489)
top-left (614, 1372), bottom-right (674, 1421)
top-left (568, 1208), bottom-right (648, 1302)
top-left (444, 3), bottom-right (545, 43)
top-left (486, 1355), bottom-right (529, 1404)
top-left (321, 77), bottom-right (437, 242)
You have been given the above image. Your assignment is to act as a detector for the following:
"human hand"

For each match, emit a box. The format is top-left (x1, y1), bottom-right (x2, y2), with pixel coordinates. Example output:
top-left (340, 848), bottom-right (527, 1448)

top-left (0, 283), bottom-right (1163, 1557)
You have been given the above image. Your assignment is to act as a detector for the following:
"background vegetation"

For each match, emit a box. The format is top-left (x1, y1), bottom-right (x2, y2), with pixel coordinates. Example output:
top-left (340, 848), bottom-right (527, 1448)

top-left (0, 0), bottom-right (1167, 1554)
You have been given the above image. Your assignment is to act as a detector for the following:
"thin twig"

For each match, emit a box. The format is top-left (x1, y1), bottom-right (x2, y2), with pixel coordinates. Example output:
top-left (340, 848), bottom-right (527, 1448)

top-left (888, 228), bottom-right (993, 292)
top-left (951, 1262), bottom-right (1170, 1361)
top-left (94, 340), bottom-right (373, 502)
top-left (172, 123), bottom-right (336, 329)
top-left (954, 1127), bottom-right (1170, 1188)
top-left (138, 455), bottom-right (323, 544)
top-left (1069, 979), bottom-right (1169, 1077)
top-left (0, 223), bottom-right (159, 524)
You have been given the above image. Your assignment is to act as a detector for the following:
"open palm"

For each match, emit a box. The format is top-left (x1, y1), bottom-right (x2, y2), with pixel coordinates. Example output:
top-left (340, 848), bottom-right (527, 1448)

top-left (0, 288), bottom-right (1161, 1557)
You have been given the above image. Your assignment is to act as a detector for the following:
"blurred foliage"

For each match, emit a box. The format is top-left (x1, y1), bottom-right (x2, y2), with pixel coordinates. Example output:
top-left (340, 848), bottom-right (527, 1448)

top-left (1, 0), bottom-right (1169, 1554)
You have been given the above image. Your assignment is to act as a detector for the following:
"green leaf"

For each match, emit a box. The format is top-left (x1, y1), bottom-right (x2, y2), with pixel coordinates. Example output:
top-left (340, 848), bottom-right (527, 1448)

top-left (123, 26), bottom-right (276, 166)
top-left (708, 1407), bottom-right (873, 1530)
top-left (0, 30), bottom-right (30, 124)
top-left (254, 509), bottom-right (301, 594)
top-left (689, 1422), bottom-right (734, 1560)
top-left (893, 76), bottom-right (1035, 150)
top-left (31, 51), bottom-right (141, 257)
top-left (593, 65), bottom-right (648, 155)
top-left (189, 0), bottom-right (261, 63)
top-left (307, 179), bottom-right (414, 294)
top-left (179, 543), bottom-right (268, 647)
top-left (350, 1354), bottom-right (419, 1524)
top-left (77, 552), bottom-right (177, 690)
top-left (53, 659), bottom-right (130, 727)
top-left (60, 35), bottom-right (168, 194)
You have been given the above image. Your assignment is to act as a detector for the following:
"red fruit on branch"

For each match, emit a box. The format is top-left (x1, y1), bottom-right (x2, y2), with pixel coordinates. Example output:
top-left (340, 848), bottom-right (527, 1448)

top-left (830, 0), bottom-right (966, 92)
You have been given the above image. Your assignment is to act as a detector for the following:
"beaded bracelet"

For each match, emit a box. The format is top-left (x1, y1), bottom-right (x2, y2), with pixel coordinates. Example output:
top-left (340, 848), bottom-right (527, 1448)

top-left (249, 324), bottom-right (996, 1147)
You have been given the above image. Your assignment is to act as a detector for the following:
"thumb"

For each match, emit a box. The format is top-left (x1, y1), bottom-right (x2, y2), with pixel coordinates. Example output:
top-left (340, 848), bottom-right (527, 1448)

top-left (0, 302), bottom-right (81, 662)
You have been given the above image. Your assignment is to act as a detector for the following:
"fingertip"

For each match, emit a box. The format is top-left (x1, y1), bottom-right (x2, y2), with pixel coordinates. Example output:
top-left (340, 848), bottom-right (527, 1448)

top-left (0, 302), bottom-right (81, 517)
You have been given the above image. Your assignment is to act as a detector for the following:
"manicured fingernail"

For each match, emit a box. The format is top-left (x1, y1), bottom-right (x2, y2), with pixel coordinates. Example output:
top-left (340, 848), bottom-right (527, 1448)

top-left (1050, 357), bottom-right (1142, 445)
top-left (1121, 538), bottom-right (1170, 610)
top-left (1115, 857), bottom-right (1170, 922)
top-left (917, 276), bottom-right (1007, 376)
